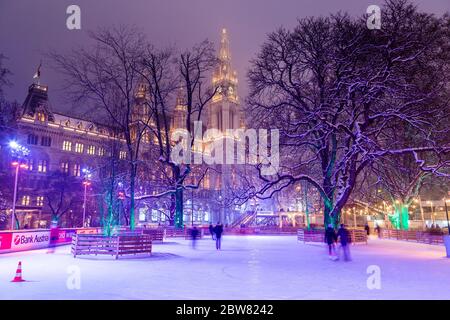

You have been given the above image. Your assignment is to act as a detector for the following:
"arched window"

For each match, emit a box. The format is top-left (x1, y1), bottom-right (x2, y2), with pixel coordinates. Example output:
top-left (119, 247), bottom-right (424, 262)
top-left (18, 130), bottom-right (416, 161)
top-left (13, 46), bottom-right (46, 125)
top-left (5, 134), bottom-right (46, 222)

top-left (27, 134), bottom-right (38, 145)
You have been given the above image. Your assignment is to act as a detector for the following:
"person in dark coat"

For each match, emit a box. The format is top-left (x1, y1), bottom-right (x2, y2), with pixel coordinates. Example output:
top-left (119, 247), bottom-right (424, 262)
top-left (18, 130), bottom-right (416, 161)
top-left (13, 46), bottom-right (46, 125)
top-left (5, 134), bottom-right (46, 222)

top-left (375, 224), bottom-right (382, 238)
top-left (209, 224), bottom-right (215, 240)
top-left (190, 227), bottom-right (199, 249)
top-left (324, 224), bottom-right (337, 259)
top-left (364, 223), bottom-right (370, 236)
top-left (337, 224), bottom-right (352, 261)
top-left (214, 222), bottom-right (224, 250)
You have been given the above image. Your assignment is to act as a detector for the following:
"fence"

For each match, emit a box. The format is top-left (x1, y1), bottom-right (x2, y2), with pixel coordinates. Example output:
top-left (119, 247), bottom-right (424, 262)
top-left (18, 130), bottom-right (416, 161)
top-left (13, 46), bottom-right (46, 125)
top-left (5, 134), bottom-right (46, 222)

top-left (223, 226), bottom-right (299, 235)
top-left (142, 228), bottom-right (165, 242)
top-left (297, 228), bottom-right (367, 244)
top-left (380, 229), bottom-right (444, 245)
top-left (71, 234), bottom-right (152, 259)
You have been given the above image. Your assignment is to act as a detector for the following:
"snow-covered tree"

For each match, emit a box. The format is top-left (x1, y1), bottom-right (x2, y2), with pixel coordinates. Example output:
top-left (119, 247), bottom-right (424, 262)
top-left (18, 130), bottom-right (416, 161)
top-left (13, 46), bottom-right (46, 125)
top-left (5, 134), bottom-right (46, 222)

top-left (244, 0), bottom-right (450, 227)
top-left (51, 27), bottom-right (150, 230)
top-left (134, 43), bottom-right (217, 227)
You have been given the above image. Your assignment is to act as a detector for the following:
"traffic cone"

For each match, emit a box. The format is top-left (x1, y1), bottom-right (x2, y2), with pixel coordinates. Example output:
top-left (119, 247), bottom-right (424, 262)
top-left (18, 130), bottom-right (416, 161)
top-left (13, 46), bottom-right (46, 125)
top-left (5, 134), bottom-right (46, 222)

top-left (11, 261), bottom-right (25, 282)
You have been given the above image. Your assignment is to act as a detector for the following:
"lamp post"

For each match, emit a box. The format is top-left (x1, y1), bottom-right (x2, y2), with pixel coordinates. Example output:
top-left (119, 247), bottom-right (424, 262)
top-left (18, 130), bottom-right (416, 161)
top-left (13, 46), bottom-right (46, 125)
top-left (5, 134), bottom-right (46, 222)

top-left (191, 189), bottom-right (194, 227)
top-left (82, 169), bottom-right (92, 228)
top-left (444, 198), bottom-right (450, 235)
top-left (427, 201), bottom-right (434, 225)
top-left (415, 196), bottom-right (425, 229)
top-left (117, 182), bottom-right (124, 226)
top-left (9, 141), bottom-right (30, 230)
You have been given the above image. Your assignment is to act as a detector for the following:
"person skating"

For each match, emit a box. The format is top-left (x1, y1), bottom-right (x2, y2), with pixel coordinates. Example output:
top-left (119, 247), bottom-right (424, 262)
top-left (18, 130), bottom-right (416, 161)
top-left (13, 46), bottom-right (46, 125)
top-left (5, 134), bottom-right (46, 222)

top-left (375, 224), bottom-right (381, 238)
top-left (337, 224), bottom-right (352, 261)
top-left (364, 223), bottom-right (370, 235)
top-left (190, 227), bottom-right (199, 250)
top-left (214, 222), bottom-right (224, 250)
top-left (324, 224), bottom-right (337, 260)
top-left (209, 224), bottom-right (215, 240)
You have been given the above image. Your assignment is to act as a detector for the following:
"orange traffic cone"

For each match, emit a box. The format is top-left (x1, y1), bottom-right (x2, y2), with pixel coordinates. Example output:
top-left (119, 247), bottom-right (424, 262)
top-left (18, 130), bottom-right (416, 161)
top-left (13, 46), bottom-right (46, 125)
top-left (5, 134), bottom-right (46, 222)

top-left (11, 261), bottom-right (25, 282)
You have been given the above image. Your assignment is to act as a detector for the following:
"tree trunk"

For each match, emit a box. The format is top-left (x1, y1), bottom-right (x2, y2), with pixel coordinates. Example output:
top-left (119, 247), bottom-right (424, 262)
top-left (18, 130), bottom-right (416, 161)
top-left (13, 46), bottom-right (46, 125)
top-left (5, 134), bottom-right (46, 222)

top-left (323, 201), bottom-right (334, 227)
top-left (175, 188), bottom-right (184, 229)
top-left (392, 203), bottom-right (409, 230)
top-left (129, 167), bottom-right (136, 230)
top-left (322, 178), bottom-right (336, 227)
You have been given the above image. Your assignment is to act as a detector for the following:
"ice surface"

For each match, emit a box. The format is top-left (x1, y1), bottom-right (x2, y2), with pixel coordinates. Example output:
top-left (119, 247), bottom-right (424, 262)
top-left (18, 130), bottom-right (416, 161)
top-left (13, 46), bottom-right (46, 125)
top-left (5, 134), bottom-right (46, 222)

top-left (0, 235), bottom-right (449, 300)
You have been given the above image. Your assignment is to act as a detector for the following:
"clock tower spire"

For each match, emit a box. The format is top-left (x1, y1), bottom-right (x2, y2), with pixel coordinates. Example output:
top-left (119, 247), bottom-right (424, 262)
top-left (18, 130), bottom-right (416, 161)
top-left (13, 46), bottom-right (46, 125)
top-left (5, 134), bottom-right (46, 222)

top-left (209, 28), bottom-right (241, 131)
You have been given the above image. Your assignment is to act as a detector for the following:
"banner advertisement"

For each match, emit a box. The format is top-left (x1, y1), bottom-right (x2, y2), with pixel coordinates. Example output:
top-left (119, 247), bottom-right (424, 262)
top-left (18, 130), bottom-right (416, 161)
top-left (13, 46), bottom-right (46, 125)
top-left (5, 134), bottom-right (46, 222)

top-left (0, 228), bottom-right (78, 254)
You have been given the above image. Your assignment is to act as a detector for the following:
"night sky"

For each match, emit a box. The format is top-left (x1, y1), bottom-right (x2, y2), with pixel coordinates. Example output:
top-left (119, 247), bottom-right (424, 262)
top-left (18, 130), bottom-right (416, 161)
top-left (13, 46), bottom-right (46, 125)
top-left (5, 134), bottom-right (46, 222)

top-left (1, 0), bottom-right (449, 114)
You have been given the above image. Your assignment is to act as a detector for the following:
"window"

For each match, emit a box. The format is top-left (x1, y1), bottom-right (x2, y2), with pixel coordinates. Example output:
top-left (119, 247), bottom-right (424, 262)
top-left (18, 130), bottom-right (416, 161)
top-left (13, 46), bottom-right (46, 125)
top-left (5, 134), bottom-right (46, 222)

top-left (87, 145), bottom-right (96, 155)
top-left (119, 151), bottom-right (127, 160)
top-left (151, 209), bottom-right (159, 222)
top-left (143, 131), bottom-right (150, 143)
top-left (37, 160), bottom-right (47, 173)
top-left (36, 196), bottom-right (44, 207)
top-left (21, 196), bottom-right (30, 206)
top-left (73, 164), bottom-right (81, 177)
top-left (62, 140), bottom-right (72, 151)
top-left (60, 162), bottom-right (69, 174)
top-left (27, 134), bottom-right (38, 145)
top-left (75, 143), bottom-right (84, 153)
top-left (37, 112), bottom-right (46, 122)
top-left (131, 128), bottom-right (137, 141)
top-left (27, 159), bottom-right (34, 171)
top-left (98, 147), bottom-right (105, 157)
top-left (41, 136), bottom-right (52, 147)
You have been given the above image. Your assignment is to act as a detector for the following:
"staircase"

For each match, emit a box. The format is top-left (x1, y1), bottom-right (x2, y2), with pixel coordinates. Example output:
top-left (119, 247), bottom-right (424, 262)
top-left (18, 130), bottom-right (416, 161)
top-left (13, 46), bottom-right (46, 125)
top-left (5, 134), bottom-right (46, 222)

top-left (230, 210), bottom-right (257, 228)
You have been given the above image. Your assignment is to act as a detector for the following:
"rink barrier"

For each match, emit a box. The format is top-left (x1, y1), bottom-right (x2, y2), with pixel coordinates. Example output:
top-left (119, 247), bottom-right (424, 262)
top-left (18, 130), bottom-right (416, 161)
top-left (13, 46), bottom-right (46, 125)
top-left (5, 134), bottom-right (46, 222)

top-left (71, 234), bottom-right (152, 259)
top-left (77, 227), bottom-right (165, 242)
top-left (163, 227), bottom-right (206, 239)
top-left (297, 228), bottom-right (367, 244)
top-left (0, 228), bottom-right (78, 254)
top-left (380, 229), bottom-right (444, 245)
top-left (142, 228), bottom-right (165, 242)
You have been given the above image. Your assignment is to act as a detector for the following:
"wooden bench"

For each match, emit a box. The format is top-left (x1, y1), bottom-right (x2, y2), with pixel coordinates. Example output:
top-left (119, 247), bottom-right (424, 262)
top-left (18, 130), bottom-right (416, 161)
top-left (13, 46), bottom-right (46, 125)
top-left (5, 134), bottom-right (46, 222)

top-left (71, 234), bottom-right (152, 259)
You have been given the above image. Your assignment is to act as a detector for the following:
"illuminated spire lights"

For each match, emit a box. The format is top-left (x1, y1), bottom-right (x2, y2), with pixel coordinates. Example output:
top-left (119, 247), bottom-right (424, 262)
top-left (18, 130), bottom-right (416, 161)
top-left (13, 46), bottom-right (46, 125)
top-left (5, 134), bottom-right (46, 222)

top-left (212, 28), bottom-right (238, 103)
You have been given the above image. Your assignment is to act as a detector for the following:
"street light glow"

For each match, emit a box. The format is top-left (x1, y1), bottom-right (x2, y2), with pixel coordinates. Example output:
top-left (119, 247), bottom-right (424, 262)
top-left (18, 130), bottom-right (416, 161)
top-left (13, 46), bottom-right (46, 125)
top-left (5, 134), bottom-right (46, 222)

top-left (9, 141), bottom-right (19, 149)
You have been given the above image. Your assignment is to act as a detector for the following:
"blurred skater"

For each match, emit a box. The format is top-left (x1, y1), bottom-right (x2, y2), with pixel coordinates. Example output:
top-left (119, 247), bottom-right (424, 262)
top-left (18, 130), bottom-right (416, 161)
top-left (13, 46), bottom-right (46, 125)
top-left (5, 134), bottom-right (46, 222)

top-left (209, 223), bottom-right (215, 240)
top-left (190, 227), bottom-right (199, 249)
top-left (337, 224), bottom-right (352, 261)
top-left (325, 224), bottom-right (337, 260)
top-left (364, 223), bottom-right (370, 235)
top-left (214, 222), bottom-right (223, 250)
top-left (375, 224), bottom-right (381, 238)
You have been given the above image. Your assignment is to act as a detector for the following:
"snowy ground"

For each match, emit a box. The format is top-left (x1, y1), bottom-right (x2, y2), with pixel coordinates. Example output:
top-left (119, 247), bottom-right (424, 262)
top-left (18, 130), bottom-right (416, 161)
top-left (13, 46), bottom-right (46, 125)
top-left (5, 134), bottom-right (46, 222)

top-left (0, 235), bottom-right (449, 300)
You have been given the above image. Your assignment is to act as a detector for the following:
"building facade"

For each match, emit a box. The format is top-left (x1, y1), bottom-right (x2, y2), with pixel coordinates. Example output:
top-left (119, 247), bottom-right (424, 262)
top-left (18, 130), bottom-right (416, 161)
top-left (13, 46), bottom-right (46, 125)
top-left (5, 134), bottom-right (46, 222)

top-left (0, 28), bottom-right (247, 230)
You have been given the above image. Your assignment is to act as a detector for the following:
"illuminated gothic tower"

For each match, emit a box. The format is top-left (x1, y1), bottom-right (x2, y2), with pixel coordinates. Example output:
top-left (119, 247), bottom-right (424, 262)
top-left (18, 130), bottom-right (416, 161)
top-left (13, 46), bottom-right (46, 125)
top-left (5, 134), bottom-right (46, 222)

top-left (208, 28), bottom-right (242, 132)
top-left (206, 28), bottom-right (243, 223)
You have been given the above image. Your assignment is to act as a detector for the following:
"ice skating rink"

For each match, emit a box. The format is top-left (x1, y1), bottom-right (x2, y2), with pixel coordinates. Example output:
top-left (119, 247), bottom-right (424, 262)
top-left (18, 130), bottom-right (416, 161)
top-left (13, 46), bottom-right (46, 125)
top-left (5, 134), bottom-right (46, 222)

top-left (1, 235), bottom-right (449, 300)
